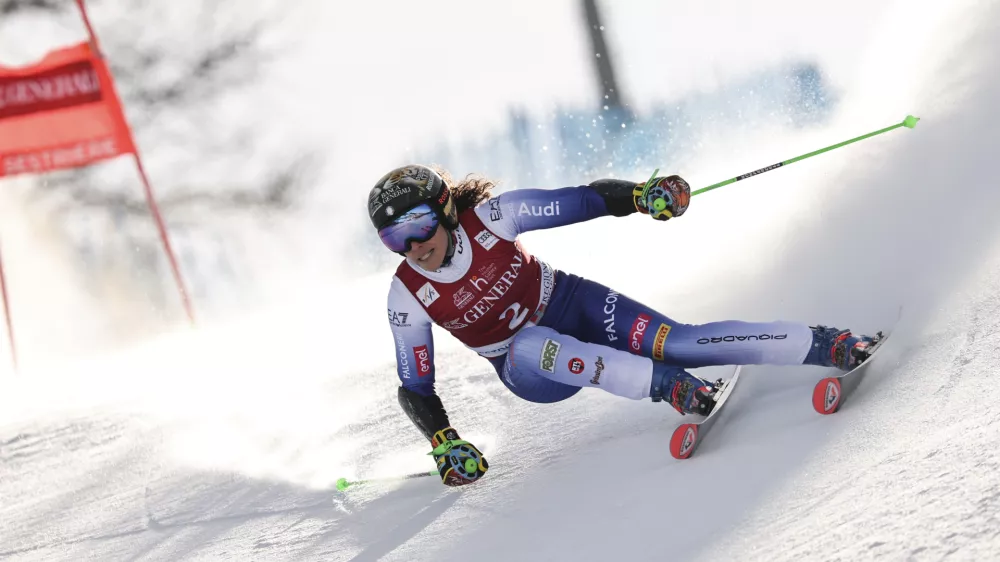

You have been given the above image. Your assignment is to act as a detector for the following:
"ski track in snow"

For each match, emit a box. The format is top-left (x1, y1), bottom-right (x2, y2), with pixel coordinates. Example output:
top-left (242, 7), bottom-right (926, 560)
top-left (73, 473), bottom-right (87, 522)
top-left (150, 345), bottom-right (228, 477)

top-left (4, 1), bottom-right (1000, 561)
top-left (706, 244), bottom-right (1000, 562)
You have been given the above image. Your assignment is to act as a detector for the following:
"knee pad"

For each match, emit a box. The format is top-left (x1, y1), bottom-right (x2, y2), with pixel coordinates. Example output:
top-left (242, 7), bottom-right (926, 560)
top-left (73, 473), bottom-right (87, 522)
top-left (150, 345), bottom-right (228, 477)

top-left (500, 327), bottom-right (581, 404)
top-left (509, 326), bottom-right (655, 400)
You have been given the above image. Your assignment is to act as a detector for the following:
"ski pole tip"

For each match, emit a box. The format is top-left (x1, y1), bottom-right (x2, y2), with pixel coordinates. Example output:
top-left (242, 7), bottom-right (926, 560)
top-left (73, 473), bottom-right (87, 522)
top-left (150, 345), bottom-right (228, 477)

top-left (903, 115), bottom-right (920, 129)
top-left (336, 477), bottom-right (350, 491)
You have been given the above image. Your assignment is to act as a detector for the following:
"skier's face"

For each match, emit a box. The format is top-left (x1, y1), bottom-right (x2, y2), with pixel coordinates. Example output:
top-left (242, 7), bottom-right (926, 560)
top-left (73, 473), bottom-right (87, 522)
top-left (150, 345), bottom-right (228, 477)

top-left (405, 224), bottom-right (448, 271)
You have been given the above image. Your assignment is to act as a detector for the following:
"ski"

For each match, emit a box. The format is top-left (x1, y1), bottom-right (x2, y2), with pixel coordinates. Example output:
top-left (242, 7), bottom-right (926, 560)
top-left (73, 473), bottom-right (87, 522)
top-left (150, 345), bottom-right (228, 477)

top-left (669, 365), bottom-right (743, 460)
top-left (812, 331), bottom-right (890, 415)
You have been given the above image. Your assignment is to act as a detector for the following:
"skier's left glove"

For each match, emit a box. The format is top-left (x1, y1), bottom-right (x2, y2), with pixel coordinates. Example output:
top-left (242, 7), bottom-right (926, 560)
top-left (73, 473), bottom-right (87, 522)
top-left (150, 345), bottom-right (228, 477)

top-left (633, 175), bottom-right (691, 221)
top-left (429, 427), bottom-right (489, 487)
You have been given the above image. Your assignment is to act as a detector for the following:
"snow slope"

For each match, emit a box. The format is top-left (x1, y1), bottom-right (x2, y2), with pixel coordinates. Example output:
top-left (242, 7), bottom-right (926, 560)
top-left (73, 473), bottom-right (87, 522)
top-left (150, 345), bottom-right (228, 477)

top-left (3, 0), bottom-right (1000, 561)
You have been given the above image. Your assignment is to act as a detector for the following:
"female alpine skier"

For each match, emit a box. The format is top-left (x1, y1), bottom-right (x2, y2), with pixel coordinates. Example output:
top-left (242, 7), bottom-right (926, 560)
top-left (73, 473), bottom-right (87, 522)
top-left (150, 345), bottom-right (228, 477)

top-left (372, 164), bottom-right (876, 486)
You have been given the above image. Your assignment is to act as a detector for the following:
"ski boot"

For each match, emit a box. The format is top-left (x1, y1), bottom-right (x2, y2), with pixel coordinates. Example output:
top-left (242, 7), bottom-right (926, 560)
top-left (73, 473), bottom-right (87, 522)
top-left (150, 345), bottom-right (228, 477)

top-left (650, 364), bottom-right (719, 416)
top-left (805, 326), bottom-right (881, 371)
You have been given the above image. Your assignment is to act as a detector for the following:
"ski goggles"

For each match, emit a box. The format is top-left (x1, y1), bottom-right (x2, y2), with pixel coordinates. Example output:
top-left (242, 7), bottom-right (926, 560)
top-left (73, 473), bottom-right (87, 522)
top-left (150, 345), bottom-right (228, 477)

top-left (377, 203), bottom-right (440, 254)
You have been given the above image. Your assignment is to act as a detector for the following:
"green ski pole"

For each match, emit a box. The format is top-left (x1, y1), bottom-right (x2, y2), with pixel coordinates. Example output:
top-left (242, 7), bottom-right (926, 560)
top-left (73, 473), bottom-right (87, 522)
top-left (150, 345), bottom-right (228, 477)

top-left (691, 114), bottom-right (920, 197)
top-left (641, 114), bottom-right (921, 213)
top-left (336, 470), bottom-right (438, 491)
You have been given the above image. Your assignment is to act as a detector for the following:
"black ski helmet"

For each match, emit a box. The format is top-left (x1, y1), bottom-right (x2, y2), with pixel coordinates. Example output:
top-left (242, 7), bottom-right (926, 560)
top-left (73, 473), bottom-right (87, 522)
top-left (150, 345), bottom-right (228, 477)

top-left (368, 165), bottom-right (458, 232)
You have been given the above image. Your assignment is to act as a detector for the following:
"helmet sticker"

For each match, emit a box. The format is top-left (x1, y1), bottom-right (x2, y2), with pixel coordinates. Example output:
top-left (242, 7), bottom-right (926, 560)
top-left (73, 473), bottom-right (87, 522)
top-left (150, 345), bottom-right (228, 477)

top-left (441, 193), bottom-right (454, 218)
top-left (369, 165), bottom-right (447, 229)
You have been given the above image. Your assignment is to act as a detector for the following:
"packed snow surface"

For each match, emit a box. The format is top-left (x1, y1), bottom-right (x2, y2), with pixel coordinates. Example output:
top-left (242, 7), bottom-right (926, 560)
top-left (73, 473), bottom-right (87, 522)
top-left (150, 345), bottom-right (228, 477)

top-left (2, 0), bottom-right (1000, 560)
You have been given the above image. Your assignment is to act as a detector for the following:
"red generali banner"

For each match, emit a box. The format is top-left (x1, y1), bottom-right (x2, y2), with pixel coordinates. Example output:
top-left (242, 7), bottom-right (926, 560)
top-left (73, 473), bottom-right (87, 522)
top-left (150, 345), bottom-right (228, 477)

top-left (0, 0), bottom-right (195, 371)
top-left (0, 41), bottom-right (134, 178)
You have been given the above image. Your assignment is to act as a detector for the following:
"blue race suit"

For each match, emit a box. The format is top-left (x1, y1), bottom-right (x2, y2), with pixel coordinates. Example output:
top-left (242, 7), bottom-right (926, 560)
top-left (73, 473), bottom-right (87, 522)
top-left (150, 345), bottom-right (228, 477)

top-left (387, 184), bottom-right (814, 405)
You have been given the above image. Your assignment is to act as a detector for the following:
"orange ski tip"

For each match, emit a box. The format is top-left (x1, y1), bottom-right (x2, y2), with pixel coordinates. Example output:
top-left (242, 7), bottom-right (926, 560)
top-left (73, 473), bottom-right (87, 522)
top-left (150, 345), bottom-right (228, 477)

top-left (813, 377), bottom-right (842, 415)
top-left (670, 423), bottom-right (699, 459)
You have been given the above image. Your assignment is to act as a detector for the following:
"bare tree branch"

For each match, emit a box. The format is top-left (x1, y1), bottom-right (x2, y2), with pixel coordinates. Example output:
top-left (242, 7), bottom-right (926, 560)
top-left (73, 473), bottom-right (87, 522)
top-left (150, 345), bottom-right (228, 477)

top-left (43, 154), bottom-right (318, 217)
top-left (0, 0), bottom-right (62, 16)
top-left (108, 24), bottom-right (263, 110)
top-left (4, 0), bottom-right (314, 219)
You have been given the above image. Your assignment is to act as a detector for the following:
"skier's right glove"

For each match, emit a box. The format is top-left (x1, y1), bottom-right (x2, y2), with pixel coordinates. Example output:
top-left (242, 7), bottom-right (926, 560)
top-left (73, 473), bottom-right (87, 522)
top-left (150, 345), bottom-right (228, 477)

top-left (633, 174), bottom-right (691, 221)
top-left (429, 427), bottom-right (489, 487)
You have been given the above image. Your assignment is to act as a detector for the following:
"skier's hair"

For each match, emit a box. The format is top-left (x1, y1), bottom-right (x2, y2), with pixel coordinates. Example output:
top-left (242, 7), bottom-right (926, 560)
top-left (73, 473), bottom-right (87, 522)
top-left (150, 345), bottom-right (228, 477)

top-left (434, 166), bottom-right (496, 213)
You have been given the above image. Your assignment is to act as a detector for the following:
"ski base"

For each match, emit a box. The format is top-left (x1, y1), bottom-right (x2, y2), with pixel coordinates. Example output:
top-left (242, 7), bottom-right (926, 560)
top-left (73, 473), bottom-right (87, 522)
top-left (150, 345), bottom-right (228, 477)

top-left (669, 365), bottom-right (743, 460)
top-left (812, 332), bottom-right (891, 415)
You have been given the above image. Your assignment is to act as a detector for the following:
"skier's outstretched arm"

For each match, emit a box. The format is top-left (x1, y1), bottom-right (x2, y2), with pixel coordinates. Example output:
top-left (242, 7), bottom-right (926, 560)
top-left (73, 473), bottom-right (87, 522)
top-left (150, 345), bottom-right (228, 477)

top-left (387, 278), bottom-right (489, 486)
top-left (475, 175), bottom-right (690, 238)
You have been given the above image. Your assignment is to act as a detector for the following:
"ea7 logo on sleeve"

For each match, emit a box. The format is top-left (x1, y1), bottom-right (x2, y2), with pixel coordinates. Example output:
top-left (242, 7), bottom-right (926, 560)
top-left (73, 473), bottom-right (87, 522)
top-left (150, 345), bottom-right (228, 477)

top-left (388, 310), bottom-right (410, 327)
top-left (474, 229), bottom-right (499, 251)
top-left (652, 323), bottom-right (672, 360)
top-left (414, 345), bottom-right (431, 377)
top-left (539, 338), bottom-right (562, 373)
top-left (417, 282), bottom-right (440, 307)
top-left (488, 197), bottom-right (503, 221)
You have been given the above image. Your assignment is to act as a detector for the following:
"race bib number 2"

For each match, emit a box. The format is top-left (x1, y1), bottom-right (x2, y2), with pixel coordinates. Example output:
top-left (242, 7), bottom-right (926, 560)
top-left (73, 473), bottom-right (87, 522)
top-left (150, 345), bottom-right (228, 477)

top-left (500, 302), bottom-right (530, 330)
